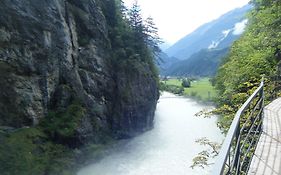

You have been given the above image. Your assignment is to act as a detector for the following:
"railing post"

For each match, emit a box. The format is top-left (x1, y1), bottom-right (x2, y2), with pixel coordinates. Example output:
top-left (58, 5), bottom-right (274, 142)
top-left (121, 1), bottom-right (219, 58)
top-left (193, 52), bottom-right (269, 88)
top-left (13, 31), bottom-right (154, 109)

top-left (258, 82), bottom-right (264, 132)
top-left (234, 122), bottom-right (240, 175)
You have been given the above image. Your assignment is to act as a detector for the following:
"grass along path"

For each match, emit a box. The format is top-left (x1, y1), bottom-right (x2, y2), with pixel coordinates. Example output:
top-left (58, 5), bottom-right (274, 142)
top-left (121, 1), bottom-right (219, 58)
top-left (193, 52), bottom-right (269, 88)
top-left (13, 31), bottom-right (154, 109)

top-left (163, 78), bottom-right (217, 101)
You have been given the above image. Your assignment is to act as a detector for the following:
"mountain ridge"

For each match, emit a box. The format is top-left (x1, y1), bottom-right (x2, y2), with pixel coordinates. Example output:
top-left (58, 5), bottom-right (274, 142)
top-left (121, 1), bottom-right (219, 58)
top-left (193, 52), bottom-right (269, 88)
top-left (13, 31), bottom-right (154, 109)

top-left (165, 4), bottom-right (252, 60)
top-left (160, 4), bottom-right (252, 77)
top-left (162, 48), bottom-right (229, 76)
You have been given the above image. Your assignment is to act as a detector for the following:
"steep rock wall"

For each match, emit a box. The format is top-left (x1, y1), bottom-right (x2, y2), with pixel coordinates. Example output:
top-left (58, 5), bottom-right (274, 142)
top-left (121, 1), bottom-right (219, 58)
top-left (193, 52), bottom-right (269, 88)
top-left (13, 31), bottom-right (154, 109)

top-left (0, 0), bottom-right (159, 145)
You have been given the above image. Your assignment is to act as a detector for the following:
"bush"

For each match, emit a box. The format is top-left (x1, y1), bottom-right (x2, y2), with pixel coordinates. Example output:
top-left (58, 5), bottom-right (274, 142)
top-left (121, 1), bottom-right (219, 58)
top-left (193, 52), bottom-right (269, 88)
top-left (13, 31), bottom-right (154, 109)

top-left (160, 83), bottom-right (184, 94)
top-left (0, 128), bottom-right (75, 175)
top-left (182, 78), bottom-right (191, 88)
top-left (41, 102), bottom-right (85, 142)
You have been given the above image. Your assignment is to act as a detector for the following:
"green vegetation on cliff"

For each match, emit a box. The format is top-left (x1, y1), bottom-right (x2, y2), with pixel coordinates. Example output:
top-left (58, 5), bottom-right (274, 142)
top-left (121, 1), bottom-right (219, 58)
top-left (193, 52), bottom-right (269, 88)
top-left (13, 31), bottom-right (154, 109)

top-left (214, 0), bottom-right (281, 130)
top-left (41, 102), bottom-right (85, 145)
top-left (101, 0), bottom-right (161, 78)
top-left (0, 102), bottom-right (93, 175)
top-left (0, 128), bottom-right (75, 175)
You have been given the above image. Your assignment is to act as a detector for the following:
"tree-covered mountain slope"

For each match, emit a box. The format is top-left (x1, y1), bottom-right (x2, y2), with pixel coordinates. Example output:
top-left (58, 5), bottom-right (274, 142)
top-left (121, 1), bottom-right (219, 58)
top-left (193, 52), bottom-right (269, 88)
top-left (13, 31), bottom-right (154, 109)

top-left (157, 51), bottom-right (179, 74)
top-left (163, 48), bottom-right (229, 77)
top-left (165, 4), bottom-right (252, 60)
top-left (160, 4), bottom-right (252, 77)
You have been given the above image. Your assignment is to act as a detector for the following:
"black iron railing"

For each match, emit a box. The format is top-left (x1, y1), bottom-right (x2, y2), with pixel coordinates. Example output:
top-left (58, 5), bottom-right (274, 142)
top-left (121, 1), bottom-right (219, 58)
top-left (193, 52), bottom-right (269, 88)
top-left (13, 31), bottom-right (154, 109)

top-left (212, 81), bottom-right (264, 175)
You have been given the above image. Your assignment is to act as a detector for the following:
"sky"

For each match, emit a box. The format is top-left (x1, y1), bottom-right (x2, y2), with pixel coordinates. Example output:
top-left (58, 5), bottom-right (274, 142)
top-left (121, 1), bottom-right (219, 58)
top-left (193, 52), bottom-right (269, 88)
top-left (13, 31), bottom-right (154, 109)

top-left (123, 0), bottom-right (251, 45)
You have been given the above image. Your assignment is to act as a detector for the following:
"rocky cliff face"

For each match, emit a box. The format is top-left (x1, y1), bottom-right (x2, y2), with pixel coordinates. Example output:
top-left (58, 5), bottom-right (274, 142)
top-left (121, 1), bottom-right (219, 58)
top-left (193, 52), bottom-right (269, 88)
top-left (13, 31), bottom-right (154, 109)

top-left (0, 0), bottom-right (159, 145)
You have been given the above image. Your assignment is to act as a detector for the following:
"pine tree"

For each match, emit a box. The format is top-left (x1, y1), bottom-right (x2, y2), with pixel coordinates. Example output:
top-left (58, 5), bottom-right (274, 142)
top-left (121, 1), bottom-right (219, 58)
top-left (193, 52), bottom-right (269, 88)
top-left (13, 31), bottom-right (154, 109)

top-left (128, 1), bottom-right (142, 29)
top-left (128, 1), bottom-right (144, 41)
top-left (125, 0), bottom-right (162, 63)
top-left (144, 16), bottom-right (163, 57)
top-left (119, 0), bottom-right (128, 19)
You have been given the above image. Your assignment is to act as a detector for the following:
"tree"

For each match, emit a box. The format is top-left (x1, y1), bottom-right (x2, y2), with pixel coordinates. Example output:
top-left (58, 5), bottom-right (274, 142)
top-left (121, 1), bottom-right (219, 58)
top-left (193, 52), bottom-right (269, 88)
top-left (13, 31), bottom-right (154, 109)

top-left (182, 78), bottom-right (191, 88)
top-left (119, 0), bottom-right (128, 20)
top-left (144, 16), bottom-right (163, 57)
top-left (128, 1), bottom-right (144, 40)
top-left (127, 1), bottom-right (162, 62)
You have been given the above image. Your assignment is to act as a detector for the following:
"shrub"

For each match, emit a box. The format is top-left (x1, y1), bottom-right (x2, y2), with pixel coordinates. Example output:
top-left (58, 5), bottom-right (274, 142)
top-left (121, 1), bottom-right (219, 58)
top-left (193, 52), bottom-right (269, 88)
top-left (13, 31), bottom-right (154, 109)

top-left (41, 102), bottom-right (85, 142)
top-left (182, 78), bottom-right (191, 88)
top-left (0, 128), bottom-right (75, 175)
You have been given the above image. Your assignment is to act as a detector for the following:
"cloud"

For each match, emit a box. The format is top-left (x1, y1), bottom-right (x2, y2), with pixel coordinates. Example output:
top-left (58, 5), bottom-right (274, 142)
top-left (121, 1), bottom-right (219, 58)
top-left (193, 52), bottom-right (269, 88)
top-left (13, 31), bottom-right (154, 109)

top-left (232, 19), bottom-right (248, 35)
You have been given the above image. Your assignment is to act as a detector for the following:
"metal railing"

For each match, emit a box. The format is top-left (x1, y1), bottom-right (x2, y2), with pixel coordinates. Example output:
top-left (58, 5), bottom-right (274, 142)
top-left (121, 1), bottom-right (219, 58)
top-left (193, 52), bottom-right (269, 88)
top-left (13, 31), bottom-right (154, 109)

top-left (212, 81), bottom-right (264, 175)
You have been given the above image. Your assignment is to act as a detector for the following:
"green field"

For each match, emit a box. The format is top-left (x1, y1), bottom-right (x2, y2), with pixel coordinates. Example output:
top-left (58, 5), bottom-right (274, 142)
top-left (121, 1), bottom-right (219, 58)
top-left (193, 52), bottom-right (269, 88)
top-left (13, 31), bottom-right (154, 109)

top-left (163, 78), bottom-right (217, 101)
top-left (164, 79), bottom-right (183, 86)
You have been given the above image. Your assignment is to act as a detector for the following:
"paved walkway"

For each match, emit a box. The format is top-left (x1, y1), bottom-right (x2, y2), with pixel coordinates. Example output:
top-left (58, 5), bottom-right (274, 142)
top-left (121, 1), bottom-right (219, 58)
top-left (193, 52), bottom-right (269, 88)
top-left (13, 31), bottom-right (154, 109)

top-left (248, 98), bottom-right (281, 175)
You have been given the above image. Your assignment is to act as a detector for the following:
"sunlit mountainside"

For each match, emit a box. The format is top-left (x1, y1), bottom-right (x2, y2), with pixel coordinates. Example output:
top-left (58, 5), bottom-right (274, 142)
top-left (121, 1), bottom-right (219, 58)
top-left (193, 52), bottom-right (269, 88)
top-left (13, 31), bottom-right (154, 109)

top-left (160, 4), bottom-right (252, 77)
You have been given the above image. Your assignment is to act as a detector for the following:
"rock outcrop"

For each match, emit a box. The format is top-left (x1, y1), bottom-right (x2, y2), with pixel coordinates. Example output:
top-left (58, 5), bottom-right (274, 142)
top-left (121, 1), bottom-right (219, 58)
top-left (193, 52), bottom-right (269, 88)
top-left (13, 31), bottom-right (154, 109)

top-left (0, 0), bottom-right (159, 145)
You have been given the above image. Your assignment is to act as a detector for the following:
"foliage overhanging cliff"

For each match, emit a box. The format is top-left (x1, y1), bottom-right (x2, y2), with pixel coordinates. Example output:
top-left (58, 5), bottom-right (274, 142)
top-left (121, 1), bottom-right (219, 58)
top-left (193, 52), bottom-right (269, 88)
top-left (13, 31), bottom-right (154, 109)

top-left (0, 0), bottom-right (159, 174)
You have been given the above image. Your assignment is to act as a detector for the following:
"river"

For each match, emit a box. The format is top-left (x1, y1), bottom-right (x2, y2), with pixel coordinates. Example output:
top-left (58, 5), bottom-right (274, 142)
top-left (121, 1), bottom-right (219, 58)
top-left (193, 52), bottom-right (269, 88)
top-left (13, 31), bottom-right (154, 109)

top-left (78, 92), bottom-right (224, 175)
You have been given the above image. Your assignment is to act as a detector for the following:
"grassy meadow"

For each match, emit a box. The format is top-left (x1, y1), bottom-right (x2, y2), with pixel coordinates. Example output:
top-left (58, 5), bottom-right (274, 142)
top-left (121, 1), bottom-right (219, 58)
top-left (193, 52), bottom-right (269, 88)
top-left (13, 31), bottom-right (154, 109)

top-left (162, 78), bottom-right (217, 102)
